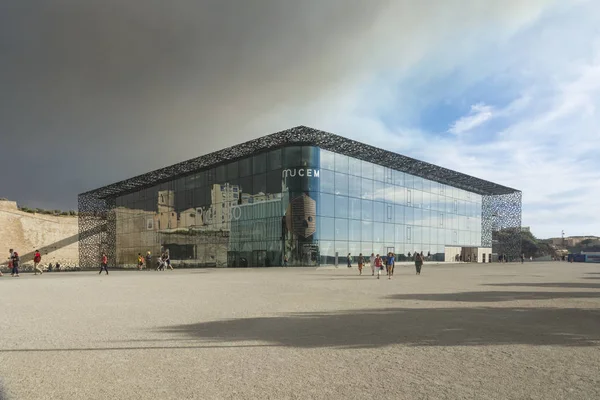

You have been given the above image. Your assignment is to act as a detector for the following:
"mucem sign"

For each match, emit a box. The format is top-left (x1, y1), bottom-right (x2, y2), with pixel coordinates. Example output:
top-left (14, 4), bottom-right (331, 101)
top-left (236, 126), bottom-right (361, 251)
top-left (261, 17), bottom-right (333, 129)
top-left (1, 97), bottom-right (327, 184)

top-left (282, 168), bottom-right (320, 178)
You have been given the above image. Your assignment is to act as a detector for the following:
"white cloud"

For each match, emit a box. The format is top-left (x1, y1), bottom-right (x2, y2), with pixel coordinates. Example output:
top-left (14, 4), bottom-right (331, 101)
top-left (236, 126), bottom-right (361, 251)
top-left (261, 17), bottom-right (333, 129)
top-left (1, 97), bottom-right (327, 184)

top-left (448, 103), bottom-right (495, 135)
top-left (258, 0), bottom-right (600, 238)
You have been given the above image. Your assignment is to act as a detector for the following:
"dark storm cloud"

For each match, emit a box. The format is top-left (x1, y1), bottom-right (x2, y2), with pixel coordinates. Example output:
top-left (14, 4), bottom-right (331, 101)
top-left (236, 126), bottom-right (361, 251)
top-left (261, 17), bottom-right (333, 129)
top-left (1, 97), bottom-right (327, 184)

top-left (0, 0), bottom-right (551, 209)
top-left (0, 0), bottom-right (388, 209)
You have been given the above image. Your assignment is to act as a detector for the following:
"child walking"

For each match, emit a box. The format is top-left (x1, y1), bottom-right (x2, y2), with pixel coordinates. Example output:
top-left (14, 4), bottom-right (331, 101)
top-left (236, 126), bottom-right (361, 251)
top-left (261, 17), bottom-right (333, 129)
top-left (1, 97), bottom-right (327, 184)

top-left (375, 254), bottom-right (383, 279)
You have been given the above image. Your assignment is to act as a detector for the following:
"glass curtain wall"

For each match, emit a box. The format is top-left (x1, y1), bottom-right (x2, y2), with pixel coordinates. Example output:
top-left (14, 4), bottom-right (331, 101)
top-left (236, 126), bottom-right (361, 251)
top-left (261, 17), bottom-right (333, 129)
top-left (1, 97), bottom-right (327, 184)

top-left (112, 145), bottom-right (481, 267)
top-left (317, 149), bottom-right (482, 265)
top-left (114, 146), bottom-right (319, 267)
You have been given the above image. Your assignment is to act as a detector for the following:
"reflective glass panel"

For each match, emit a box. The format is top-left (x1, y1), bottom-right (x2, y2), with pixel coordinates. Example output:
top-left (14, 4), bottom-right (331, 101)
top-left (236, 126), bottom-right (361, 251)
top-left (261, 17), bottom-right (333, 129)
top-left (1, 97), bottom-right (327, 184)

top-left (349, 198), bottom-right (361, 219)
top-left (349, 219), bottom-right (361, 242)
top-left (373, 180), bottom-right (385, 201)
top-left (320, 193), bottom-right (335, 217)
top-left (253, 153), bottom-right (266, 174)
top-left (362, 221), bottom-right (373, 241)
top-left (373, 201), bottom-right (385, 222)
top-left (349, 158), bottom-right (362, 176)
top-left (320, 217), bottom-right (335, 240)
top-left (361, 178), bottom-right (373, 199)
top-left (334, 153), bottom-right (349, 173)
top-left (349, 176), bottom-right (361, 198)
top-left (334, 172), bottom-right (349, 196)
top-left (268, 149), bottom-right (282, 170)
top-left (373, 164), bottom-right (384, 182)
top-left (283, 146), bottom-right (302, 168)
top-left (320, 169), bottom-right (335, 194)
top-left (320, 149), bottom-right (335, 170)
top-left (335, 195), bottom-right (349, 218)
top-left (361, 160), bottom-right (373, 179)
top-left (361, 199), bottom-right (373, 221)
top-left (335, 218), bottom-right (349, 241)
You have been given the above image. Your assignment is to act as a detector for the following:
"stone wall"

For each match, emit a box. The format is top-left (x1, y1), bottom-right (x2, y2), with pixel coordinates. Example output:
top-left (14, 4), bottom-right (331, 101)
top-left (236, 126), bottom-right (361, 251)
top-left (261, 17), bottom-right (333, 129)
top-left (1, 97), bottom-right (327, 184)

top-left (0, 200), bottom-right (78, 270)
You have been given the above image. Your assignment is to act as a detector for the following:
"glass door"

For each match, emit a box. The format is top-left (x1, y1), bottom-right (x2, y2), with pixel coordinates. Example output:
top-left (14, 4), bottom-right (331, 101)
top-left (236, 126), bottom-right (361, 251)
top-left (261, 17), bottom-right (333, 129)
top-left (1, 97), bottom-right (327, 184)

top-left (252, 250), bottom-right (267, 267)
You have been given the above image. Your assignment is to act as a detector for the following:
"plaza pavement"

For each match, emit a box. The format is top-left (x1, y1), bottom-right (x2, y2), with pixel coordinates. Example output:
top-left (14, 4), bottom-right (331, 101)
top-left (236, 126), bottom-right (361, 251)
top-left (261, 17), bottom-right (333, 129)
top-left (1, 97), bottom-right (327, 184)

top-left (1, 262), bottom-right (599, 400)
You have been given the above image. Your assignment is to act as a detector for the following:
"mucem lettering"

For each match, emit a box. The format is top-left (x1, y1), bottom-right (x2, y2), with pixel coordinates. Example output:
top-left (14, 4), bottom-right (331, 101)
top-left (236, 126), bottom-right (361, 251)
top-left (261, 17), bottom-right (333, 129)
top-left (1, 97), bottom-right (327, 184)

top-left (282, 169), bottom-right (320, 178)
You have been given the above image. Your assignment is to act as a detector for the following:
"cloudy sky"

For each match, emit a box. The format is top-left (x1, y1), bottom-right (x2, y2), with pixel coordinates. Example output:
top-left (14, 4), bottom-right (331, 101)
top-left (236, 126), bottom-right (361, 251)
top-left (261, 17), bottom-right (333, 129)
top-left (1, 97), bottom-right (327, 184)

top-left (1, 0), bottom-right (598, 238)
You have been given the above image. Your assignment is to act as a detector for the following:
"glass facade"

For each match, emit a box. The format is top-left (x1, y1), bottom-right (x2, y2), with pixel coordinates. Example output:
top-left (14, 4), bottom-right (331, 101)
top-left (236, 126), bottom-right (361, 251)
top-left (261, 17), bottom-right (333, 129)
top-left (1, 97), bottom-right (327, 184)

top-left (112, 146), bottom-right (482, 267)
top-left (316, 149), bottom-right (482, 266)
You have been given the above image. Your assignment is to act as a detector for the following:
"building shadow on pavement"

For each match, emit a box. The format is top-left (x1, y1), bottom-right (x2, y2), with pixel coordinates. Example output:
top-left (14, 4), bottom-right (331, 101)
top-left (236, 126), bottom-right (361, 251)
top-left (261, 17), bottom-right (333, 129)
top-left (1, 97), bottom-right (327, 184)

top-left (158, 306), bottom-right (600, 348)
top-left (386, 291), bottom-right (600, 302)
top-left (484, 282), bottom-right (600, 289)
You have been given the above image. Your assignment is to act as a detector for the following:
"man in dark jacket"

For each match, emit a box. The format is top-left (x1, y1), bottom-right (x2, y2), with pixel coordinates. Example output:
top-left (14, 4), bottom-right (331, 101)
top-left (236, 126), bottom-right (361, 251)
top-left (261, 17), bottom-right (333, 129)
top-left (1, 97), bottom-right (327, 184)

top-left (10, 249), bottom-right (20, 277)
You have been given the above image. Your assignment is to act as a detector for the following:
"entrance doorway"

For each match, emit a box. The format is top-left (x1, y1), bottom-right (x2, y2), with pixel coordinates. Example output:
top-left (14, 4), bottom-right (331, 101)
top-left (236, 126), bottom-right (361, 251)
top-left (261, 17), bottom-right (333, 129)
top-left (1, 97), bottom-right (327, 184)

top-left (302, 244), bottom-right (319, 266)
top-left (460, 247), bottom-right (478, 263)
top-left (252, 250), bottom-right (267, 267)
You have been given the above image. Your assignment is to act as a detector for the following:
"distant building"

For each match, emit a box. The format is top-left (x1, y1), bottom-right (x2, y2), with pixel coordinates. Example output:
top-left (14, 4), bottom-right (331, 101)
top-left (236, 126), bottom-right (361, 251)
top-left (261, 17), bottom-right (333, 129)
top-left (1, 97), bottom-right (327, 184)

top-left (550, 236), bottom-right (599, 247)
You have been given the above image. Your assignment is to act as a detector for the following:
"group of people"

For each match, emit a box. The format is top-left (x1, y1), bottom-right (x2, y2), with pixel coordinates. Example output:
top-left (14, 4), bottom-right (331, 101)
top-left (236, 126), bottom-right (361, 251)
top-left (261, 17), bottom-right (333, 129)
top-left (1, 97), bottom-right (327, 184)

top-left (2, 249), bottom-right (177, 276)
top-left (351, 252), bottom-right (424, 279)
top-left (1, 249), bottom-right (44, 277)
top-left (134, 250), bottom-right (173, 271)
top-left (97, 250), bottom-right (174, 275)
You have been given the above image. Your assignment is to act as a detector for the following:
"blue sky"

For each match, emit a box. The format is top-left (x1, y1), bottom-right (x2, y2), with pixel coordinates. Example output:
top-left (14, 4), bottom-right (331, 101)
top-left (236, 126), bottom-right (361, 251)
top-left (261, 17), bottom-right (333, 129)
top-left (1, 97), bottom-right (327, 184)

top-left (262, 0), bottom-right (600, 238)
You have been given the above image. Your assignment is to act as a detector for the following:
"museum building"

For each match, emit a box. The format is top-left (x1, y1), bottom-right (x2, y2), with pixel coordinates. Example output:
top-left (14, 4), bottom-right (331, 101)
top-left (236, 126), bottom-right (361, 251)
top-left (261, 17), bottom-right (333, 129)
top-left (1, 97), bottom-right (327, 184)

top-left (78, 126), bottom-right (522, 268)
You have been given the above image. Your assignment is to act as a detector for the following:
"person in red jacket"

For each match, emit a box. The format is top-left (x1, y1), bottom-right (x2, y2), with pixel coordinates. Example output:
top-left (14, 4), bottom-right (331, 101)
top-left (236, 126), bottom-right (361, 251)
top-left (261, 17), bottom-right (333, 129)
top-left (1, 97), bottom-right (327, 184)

top-left (374, 254), bottom-right (383, 279)
top-left (33, 250), bottom-right (43, 275)
top-left (99, 253), bottom-right (109, 275)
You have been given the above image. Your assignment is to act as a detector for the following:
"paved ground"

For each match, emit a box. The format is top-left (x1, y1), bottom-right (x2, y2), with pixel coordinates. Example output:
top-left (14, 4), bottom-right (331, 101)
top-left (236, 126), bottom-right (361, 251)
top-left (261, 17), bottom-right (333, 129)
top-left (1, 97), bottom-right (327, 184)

top-left (1, 262), bottom-right (599, 400)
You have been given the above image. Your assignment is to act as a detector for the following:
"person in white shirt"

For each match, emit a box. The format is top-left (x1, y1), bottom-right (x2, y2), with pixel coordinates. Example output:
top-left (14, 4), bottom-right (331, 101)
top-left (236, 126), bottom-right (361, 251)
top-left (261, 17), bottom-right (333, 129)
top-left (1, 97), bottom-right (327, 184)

top-left (370, 253), bottom-right (376, 276)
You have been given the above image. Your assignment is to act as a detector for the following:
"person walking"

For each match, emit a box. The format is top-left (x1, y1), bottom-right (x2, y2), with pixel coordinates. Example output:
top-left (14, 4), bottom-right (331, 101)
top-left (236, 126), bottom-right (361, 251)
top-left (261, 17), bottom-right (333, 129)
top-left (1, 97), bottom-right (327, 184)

top-left (385, 253), bottom-right (390, 276)
top-left (370, 253), bottom-right (376, 276)
top-left (387, 252), bottom-right (395, 279)
top-left (99, 253), bottom-right (109, 275)
top-left (521, 253), bottom-right (525, 264)
top-left (137, 253), bottom-right (144, 270)
top-left (357, 253), bottom-right (364, 275)
top-left (415, 252), bottom-right (423, 275)
top-left (9, 249), bottom-right (20, 277)
top-left (156, 252), bottom-right (165, 271)
top-left (145, 251), bottom-right (152, 270)
top-left (33, 249), bottom-right (43, 275)
top-left (165, 250), bottom-right (173, 271)
top-left (8, 249), bottom-right (14, 275)
top-left (375, 254), bottom-right (383, 279)
top-left (347, 253), bottom-right (352, 268)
